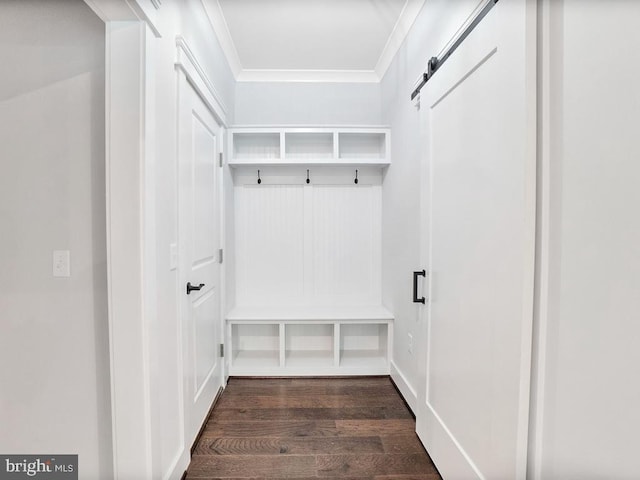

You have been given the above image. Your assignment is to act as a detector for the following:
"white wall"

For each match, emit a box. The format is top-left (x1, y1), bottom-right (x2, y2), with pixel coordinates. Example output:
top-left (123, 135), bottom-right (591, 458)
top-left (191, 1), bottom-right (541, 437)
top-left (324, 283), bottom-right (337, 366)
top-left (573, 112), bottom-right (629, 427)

top-left (0, 1), bottom-right (111, 479)
top-left (530, 1), bottom-right (640, 478)
top-left (235, 82), bottom-right (381, 125)
top-left (380, 0), bottom-right (486, 410)
top-left (0, 0), bottom-right (236, 478)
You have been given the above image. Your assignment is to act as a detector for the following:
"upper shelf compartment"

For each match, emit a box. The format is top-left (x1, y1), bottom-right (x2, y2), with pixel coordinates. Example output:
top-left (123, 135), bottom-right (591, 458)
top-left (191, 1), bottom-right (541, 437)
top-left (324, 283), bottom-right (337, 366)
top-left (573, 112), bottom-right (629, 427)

top-left (339, 132), bottom-right (386, 159)
top-left (285, 132), bottom-right (333, 160)
top-left (228, 127), bottom-right (390, 167)
top-left (232, 132), bottom-right (280, 160)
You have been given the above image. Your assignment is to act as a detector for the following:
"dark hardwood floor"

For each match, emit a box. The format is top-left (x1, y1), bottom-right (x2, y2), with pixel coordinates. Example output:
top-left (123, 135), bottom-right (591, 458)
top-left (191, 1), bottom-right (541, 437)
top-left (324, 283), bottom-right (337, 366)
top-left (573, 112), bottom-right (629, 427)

top-left (186, 377), bottom-right (442, 479)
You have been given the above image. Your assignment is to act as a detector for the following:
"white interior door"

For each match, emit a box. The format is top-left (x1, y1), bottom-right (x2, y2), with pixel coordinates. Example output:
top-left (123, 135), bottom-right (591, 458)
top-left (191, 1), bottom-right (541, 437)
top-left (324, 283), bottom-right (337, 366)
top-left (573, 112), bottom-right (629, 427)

top-left (178, 75), bottom-right (223, 446)
top-left (416, 1), bottom-right (536, 479)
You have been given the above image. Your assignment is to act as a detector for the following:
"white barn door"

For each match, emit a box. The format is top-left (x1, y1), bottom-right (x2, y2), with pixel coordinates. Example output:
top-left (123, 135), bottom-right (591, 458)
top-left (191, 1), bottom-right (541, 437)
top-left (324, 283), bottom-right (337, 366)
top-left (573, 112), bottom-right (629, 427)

top-left (416, 1), bottom-right (536, 478)
top-left (178, 74), bottom-right (223, 447)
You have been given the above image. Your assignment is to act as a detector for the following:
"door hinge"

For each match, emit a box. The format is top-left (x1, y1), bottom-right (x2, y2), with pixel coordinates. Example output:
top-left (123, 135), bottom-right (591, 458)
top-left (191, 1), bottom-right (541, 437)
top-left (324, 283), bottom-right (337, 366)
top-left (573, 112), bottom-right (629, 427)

top-left (219, 343), bottom-right (224, 358)
top-left (219, 152), bottom-right (224, 167)
top-left (218, 248), bottom-right (223, 264)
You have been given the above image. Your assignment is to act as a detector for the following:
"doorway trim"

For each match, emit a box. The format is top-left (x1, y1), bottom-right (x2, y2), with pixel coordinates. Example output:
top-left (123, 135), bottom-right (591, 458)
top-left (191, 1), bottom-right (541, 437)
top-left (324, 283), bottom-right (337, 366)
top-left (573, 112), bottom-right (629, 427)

top-left (85, 1), bottom-right (228, 478)
top-left (175, 36), bottom-right (228, 126)
top-left (103, 17), bottom-right (155, 480)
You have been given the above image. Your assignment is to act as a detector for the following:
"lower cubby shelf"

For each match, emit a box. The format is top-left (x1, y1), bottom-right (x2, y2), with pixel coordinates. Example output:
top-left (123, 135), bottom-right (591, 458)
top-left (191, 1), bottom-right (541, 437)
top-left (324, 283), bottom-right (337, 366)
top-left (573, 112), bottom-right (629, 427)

top-left (285, 323), bottom-right (334, 369)
top-left (339, 323), bottom-right (388, 369)
top-left (231, 323), bottom-right (280, 369)
top-left (226, 306), bottom-right (393, 376)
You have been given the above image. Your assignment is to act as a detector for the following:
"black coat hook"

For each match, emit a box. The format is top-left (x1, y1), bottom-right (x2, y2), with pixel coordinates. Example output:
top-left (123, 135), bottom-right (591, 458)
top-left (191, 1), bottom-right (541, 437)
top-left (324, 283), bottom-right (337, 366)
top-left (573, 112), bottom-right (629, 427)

top-left (306, 169), bottom-right (310, 184)
top-left (354, 169), bottom-right (359, 184)
top-left (257, 169), bottom-right (261, 184)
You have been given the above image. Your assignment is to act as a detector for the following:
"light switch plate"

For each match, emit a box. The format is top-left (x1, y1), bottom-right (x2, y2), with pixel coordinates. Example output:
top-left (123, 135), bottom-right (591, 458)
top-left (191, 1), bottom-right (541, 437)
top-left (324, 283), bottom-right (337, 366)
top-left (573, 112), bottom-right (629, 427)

top-left (53, 250), bottom-right (71, 277)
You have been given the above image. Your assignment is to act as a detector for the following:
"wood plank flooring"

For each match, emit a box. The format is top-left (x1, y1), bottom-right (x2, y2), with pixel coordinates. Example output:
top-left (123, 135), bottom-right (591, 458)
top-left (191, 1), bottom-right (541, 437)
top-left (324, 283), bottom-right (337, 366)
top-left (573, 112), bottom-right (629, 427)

top-left (186, 377), bottom-right (442, 479)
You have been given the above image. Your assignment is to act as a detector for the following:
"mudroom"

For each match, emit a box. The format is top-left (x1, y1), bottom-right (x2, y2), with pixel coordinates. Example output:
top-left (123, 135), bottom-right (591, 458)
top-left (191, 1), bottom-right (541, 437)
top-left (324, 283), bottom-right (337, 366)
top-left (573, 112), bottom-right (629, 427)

top-left (1, 0), bottom-right (638, 479)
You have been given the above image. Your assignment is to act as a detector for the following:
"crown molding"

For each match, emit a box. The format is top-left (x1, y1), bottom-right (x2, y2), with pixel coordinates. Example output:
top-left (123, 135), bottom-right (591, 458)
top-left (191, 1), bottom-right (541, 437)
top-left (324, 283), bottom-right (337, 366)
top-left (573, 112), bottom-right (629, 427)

top-left (200, 0), bottom-right (243, 77)
top-left (236, 69), bottom-right (380, 83)
top-left (83, 0), bottom-right (139, 22)
top-left (83, 0), bottom-right (162, 36)
top-left (375, 0), bottom-right (426, 79)
top-left (202, 0), bottom-right (422, 84)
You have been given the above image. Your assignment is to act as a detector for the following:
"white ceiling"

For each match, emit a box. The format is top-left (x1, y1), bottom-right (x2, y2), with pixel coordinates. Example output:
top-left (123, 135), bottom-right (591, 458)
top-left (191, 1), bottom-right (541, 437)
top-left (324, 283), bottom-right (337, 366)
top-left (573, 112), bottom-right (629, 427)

top-left (203, 0), bottom-right (425, 82)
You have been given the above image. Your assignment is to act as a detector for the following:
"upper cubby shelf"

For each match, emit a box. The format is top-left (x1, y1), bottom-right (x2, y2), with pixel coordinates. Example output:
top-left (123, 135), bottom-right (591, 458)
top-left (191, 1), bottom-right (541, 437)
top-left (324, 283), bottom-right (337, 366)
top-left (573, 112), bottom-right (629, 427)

top-left (233, 132), bottom-right (280, 160)
top-left (228, 127), bottom-right (390, 167)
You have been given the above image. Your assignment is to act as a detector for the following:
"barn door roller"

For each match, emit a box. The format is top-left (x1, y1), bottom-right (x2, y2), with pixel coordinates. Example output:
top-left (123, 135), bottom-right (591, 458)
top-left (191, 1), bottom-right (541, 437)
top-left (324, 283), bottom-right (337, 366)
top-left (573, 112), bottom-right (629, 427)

top-left (411, 0), bottom-right (499, 100)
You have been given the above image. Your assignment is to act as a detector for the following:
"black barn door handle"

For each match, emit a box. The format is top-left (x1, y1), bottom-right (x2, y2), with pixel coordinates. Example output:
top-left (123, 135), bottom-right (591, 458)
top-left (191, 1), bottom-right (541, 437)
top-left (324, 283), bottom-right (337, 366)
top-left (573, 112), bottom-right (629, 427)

top-left (413, 270), bottom-right (426, 304)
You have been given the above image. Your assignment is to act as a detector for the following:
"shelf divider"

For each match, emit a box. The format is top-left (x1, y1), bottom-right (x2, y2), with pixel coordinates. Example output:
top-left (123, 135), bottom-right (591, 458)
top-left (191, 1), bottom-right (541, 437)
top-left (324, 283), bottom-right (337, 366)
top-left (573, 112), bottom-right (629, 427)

top-left (334, 323), bottom-right (341, 367)
top-left (279, 323), bottom-right (286, 367)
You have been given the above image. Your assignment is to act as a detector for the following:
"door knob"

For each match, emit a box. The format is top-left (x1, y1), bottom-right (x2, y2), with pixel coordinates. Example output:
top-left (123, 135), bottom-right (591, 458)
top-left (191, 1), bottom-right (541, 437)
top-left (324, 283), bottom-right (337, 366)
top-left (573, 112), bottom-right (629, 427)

top-left (186, 282), bottom-right (205, 295)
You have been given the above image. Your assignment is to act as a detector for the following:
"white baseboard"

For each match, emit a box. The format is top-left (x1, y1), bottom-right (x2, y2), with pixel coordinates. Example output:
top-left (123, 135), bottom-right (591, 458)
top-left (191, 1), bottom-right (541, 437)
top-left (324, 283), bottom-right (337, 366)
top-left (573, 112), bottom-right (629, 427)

top-left (164, 448), bottom-right (189, 480)
top-left (390, 360), bottom-right (418, 414)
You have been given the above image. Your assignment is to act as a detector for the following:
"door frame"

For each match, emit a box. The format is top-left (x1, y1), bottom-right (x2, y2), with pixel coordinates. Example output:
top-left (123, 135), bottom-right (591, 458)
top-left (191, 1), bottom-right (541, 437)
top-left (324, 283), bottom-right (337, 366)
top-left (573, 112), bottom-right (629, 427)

top-left (86, 0), bottom-right (228, 476)
top-left (102, 15), bottom-right (156, 480)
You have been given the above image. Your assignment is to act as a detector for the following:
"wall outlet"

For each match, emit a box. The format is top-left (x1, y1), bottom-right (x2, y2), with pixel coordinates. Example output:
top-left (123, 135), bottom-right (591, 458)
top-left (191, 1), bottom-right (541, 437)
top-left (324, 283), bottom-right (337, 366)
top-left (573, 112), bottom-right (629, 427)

top-left (408, 333), bottom-right (413, 355)
top-left (53, 250), bottom-right (71, 277)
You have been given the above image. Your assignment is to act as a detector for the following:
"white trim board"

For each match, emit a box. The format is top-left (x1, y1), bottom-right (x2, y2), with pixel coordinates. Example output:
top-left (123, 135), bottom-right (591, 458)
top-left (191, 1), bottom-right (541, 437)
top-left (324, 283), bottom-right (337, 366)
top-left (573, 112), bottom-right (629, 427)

top-left (236, 69), bottom-right (380, 84)
top-left (199, 0), bottom-right (243, 77)
top-left (228, 124), bottom-right (391, 129)
top-left (84, 0), bottom-right (161, 36)
top-left (390, 360), bottom-right (418, 414)
top-left (105, 19), bottom-right (153, 480)
top-left (83, 0), bottom-right (138, 22)
top-left (227, 305), bottom-right (394, 322)
top-left (175, 36), bottom-right (228, 125)
top-left (374, 0), bottom-right (426, 80)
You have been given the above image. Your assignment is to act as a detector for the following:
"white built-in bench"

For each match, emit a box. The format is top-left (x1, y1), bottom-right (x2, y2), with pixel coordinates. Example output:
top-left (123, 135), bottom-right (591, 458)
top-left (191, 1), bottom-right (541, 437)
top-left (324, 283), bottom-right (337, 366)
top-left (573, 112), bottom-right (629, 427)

top-left (226, 306), bottom-right (393, 376)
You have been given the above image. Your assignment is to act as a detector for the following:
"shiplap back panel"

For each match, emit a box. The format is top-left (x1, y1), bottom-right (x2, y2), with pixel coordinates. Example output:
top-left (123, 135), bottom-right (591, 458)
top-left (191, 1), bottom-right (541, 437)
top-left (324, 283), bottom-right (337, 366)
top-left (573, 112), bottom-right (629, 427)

top-left (312, 185), bottom-right (381, 304)
top-left (236, 185), bottom-right (305, 305)
top-left (234, 172), bottom-right (382, 307)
